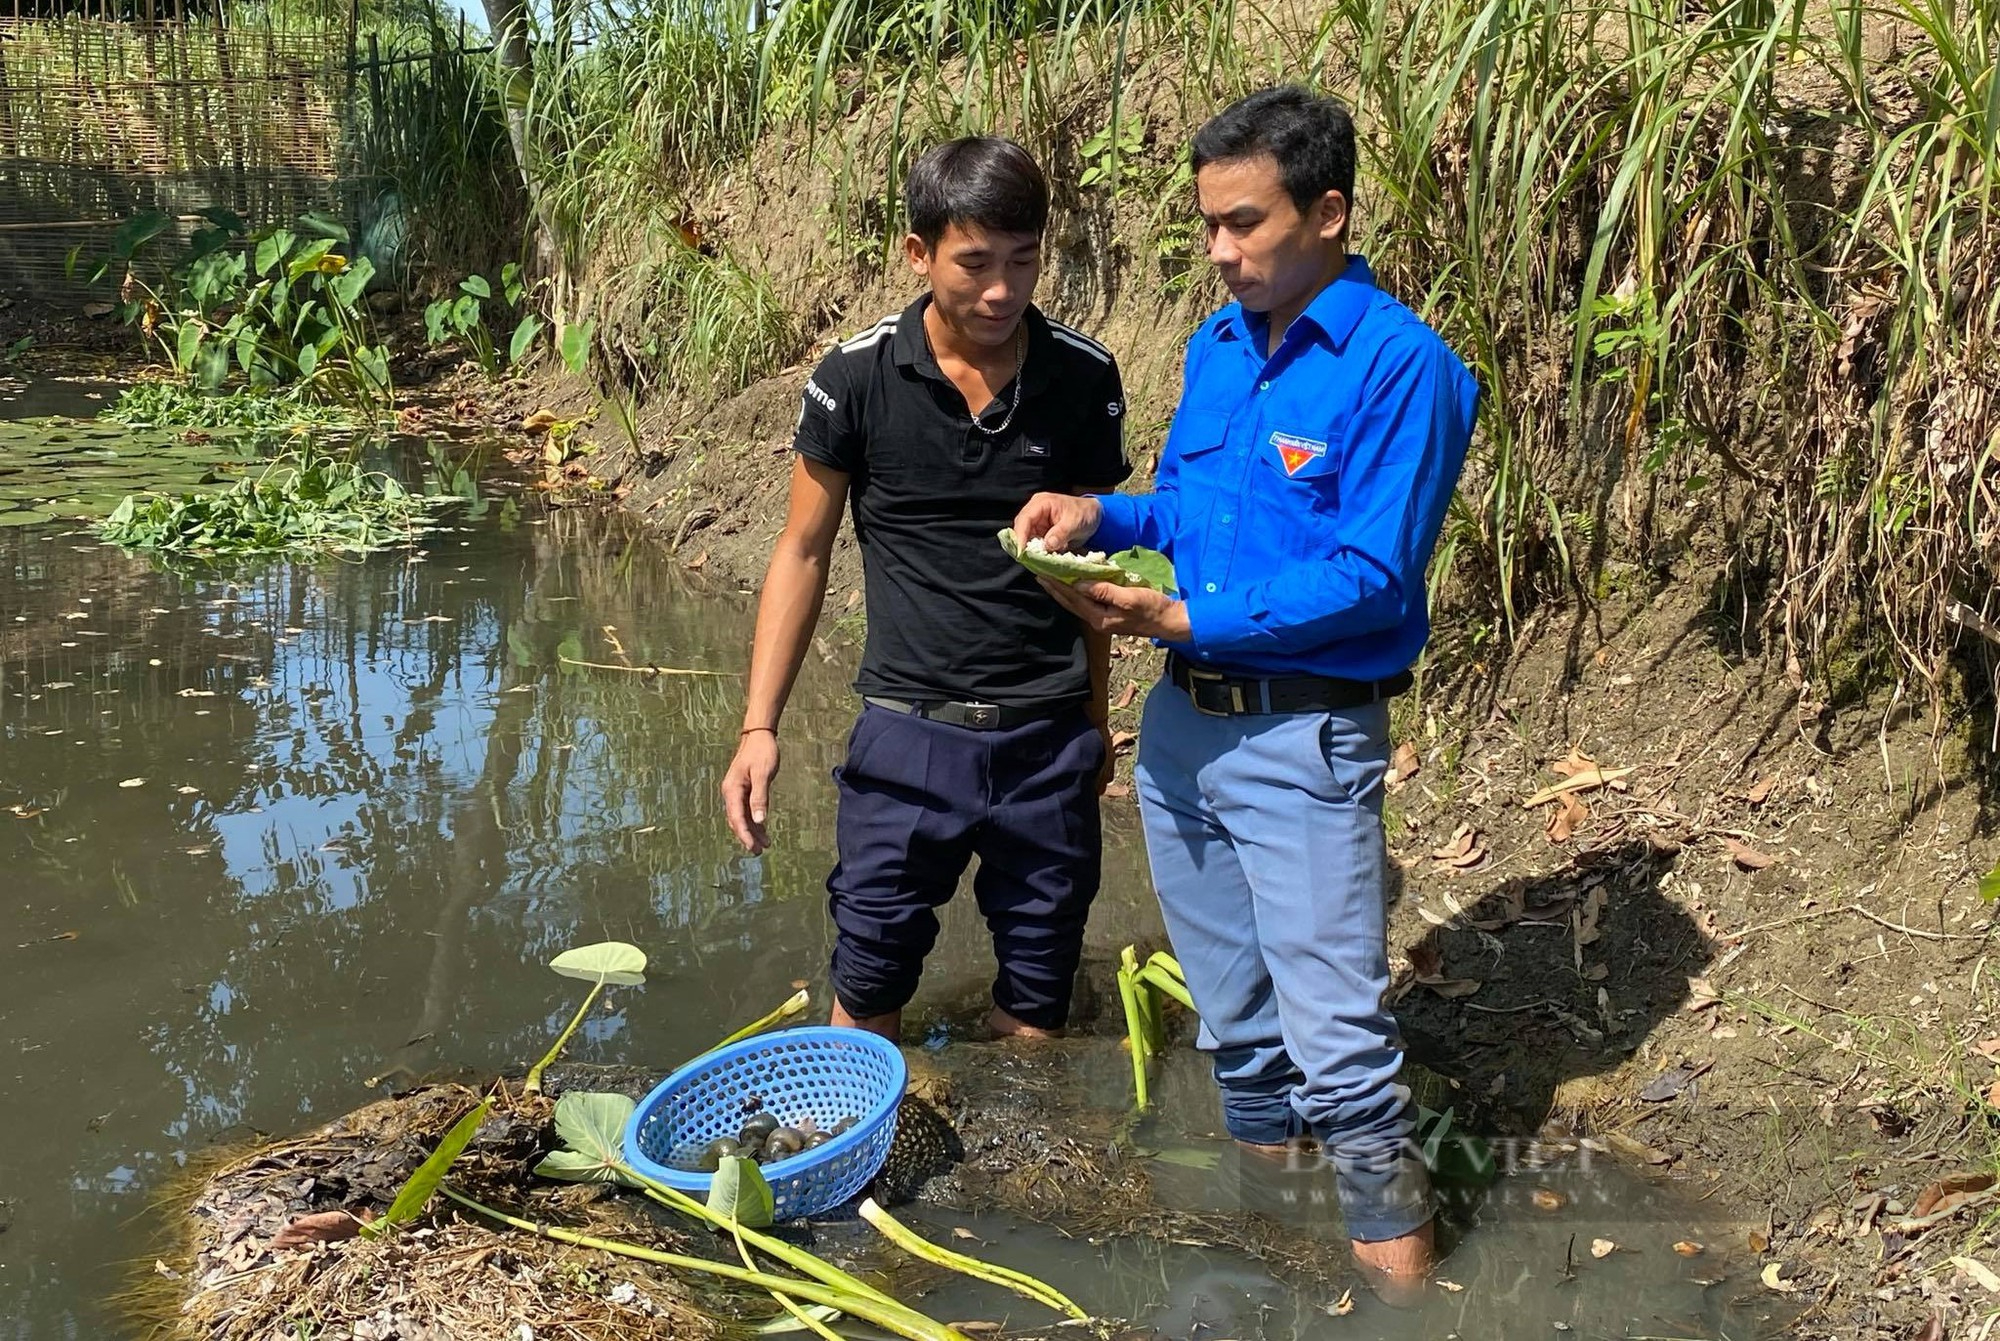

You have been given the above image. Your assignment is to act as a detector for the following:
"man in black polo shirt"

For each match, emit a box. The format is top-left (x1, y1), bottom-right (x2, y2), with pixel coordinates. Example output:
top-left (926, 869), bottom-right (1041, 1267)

top-left (720, 137), bottom-right (1130, 1041)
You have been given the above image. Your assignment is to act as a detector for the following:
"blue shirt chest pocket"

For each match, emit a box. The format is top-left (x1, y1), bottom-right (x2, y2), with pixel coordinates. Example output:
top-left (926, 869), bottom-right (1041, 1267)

top-left (1254, 423), bottom-right (1343, 519)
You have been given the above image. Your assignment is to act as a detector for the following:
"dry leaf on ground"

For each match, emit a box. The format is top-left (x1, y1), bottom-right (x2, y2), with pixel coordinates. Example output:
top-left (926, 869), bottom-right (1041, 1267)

top-left (1760, 1263), bottom-right (1798, 1293)
top-left (1325, 1290), bottom-right (1355, 1317)
top-left (1572, 885), bottom-right (1606, 958)
top-left (1521, 765), bottom-right (1635, 808)
top-left (1547, 792), bottom-right (1589, 843)
top-left (1972, 1037), bottom-right (2000, 1061)
top-left (1387, 741), bottom-right (1421, 788)
top-left (270, 1211), bottom-right (363, 1251)
top-left (1722, 837), bottom-right (1777, 870)
top-left (1745, 776), bottom-right (1776, 805)
top-left (1685, 978), bottom-right (1721, 1011)
top-left (1430, 824), bottom-right (1488, 869)
top-left (1550, 748), bottom-right (1596, 777)
top-left (1404, 942), bottom-right (1482, 999)
top-left (1590, 1238), bottom-right (1616, 1258)
top-left (1913, 1171), bottom-right (1997, 1220)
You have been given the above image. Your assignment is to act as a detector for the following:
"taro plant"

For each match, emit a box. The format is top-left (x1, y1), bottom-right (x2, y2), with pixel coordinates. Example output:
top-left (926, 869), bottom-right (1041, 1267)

top-left (89, 208), bottom-right (392, 416)
top-left (522, 940), bottom-right (647, 1094)
top-left (423, 263), bottom-right (543, 378)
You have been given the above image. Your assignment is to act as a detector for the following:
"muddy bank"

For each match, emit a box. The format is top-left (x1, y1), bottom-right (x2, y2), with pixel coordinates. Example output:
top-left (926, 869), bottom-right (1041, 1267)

top-left (143, 1040), bottom-right (1384, 1341)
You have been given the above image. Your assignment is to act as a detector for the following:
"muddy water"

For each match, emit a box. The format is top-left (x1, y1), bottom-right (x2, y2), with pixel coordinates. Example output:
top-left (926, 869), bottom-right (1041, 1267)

top-left (0, 385), bottom-right (1771, 1339)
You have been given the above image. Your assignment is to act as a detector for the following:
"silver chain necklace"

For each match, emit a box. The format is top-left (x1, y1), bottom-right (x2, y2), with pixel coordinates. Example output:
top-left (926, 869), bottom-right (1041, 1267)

top-left (931, 320), bottom-right (1027, 438)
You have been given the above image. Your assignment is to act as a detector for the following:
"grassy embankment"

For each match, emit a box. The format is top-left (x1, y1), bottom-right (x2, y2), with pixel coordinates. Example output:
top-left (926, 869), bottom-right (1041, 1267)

top-left (374, 0), bottom-right (2000, 725)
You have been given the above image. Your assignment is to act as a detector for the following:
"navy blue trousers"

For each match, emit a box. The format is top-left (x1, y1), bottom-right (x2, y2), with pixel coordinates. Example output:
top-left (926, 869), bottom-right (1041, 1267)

top-left (826, 704), bottom-right (1104, 1031)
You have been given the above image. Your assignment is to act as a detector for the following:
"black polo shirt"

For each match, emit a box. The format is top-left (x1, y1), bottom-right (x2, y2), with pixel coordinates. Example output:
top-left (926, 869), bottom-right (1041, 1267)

top-left (795, 295), bottom-right (1131, 709)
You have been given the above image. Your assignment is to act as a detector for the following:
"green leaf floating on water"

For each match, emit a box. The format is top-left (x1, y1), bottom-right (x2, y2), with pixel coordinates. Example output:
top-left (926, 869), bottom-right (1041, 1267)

top-left (364, 1097), bottom-right (492, 1237)
top-left (996, 527), bottom-right (1176, 593)
top-left (709, 1153), bottom-right (776, 1229)
top-left (535, 1091), bottom-right (639, 1185)
top-left (549, 940), bottom-right (647, 987)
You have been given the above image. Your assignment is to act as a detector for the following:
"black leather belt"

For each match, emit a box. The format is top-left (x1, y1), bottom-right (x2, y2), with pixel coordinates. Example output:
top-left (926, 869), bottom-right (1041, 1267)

top-left (1166, 653), bottom-right (1412, 717)
top-left (861, 696), bottom-right (1065, 731)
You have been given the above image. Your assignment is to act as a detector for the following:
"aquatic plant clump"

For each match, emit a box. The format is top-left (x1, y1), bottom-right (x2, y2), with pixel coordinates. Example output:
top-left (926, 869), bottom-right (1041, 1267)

top-left (104, 382), bottom-right (365, 432)
top-left (98, 451), bottom-right (445, 558)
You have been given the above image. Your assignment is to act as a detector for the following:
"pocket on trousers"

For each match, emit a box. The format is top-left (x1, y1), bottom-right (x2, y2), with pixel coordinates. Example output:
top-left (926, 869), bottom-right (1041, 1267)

top-left (832, 708), bottom-right (886, 787)
top-left (1315, 703), bottom-right (1391, 808)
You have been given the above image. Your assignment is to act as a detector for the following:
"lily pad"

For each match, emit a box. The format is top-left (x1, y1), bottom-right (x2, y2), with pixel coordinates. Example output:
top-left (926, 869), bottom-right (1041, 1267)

top-left (549, 940), bottom-right (647, 986)
top-left (0, 511), bottom-right (56, 527)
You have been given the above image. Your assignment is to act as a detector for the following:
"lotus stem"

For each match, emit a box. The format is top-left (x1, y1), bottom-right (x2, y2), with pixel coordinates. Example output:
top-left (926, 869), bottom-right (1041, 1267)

top-left (441, 1186), bottom-right (967, 1341)
top-left (709, 987), bottom-right (813, 1053)
top-left (1137, 962), bottom-right (1195, 1013)
top-left (1115, 952), bottom-right (1149, 1111)
top-left (858, 1199), bottom-right (1086, 1319)
top-left (523, 978), bottom-right (604, 1095)
top-left (627, 1169), bottom-right (899, 1309)
top-left (735, 1222), bottom-right (847, 1341)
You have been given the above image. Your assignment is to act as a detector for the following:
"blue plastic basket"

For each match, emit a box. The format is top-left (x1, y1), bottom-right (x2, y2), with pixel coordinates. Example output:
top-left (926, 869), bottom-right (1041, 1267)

top-left (622, 1025), bottom-right (908, 1221)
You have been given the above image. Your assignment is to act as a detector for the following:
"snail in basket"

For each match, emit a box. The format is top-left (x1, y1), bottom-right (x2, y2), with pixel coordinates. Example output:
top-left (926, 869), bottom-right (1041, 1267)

top-left (697, 1138), bottom-right (744, 1172)
top-left (759, 1127), bottom-right (807, 1162)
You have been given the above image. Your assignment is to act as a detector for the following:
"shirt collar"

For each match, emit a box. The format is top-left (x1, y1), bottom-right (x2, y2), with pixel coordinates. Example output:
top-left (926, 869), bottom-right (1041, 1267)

top-left (892, 292), bottom-right (1055, 395)
top-left (1225, 254), bottom-right (1377, 353)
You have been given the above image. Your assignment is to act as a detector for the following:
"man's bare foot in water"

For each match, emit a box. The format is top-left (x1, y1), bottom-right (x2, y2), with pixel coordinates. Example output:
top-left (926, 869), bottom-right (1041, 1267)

top-left (830, 999), bottom-right (900, 1042)
top-left (986, 1006), bottom-right (1063, 1039)
top-left (1235, 1136), bottom-right (1319, 1164)
top-left (1350, 1219), bottom-right (1436, 1308)
top-left (1236, 1141), bottom-right (1435, 1305)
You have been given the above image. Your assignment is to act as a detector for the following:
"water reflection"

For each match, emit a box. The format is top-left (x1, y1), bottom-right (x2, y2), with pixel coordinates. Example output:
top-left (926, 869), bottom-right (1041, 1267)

top-left (4, 468), bottom-right (1148, 1337)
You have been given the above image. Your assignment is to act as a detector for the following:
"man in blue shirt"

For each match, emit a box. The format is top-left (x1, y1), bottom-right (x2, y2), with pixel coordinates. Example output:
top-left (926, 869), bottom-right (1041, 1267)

top-left (1014, 87), bottom-right (1478, 1302)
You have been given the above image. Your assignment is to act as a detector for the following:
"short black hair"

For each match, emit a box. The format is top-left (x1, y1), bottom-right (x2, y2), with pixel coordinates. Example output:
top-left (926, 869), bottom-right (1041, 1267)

top-left (905, 137), bottom-right (1049, 249)
top-left (1191, 86), bottom-right (1356, 217)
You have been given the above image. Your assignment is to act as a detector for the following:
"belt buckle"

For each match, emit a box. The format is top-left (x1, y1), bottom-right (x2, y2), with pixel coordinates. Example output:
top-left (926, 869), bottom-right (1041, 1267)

top-left (962, 701), bottom-right (1000, 729)
top-left (1184, 665), bottom-right (1244, 717)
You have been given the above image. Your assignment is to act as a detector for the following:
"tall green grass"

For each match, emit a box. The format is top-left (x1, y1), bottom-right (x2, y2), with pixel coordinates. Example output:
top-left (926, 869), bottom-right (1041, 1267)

top-left (348, 23), bottom-right (524, 287)
top-left (379, 0), bottom-right (2000, 696)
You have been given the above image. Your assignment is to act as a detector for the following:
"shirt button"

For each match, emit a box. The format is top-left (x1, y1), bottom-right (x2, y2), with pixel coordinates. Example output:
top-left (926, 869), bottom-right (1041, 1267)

top-left (1257, 380), bottom-right (1270, 391)
top-left (1221, 514), bottom-right (1234, 524)
top-left (1205, 582), bottom-right (1217, 593)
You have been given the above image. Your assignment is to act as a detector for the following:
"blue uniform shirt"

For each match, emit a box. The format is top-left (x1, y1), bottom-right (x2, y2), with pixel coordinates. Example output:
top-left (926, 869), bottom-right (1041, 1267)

top-left (1095, 257), bottom-right (1479, 681)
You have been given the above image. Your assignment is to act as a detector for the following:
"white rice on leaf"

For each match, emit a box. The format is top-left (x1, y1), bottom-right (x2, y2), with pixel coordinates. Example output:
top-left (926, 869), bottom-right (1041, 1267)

top-left (996, 528), bottom-right (1175, 592)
